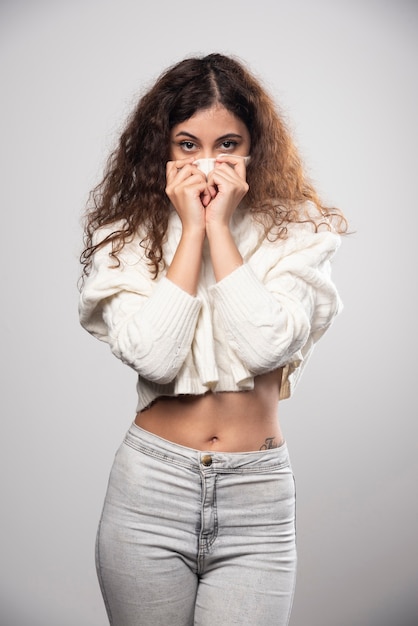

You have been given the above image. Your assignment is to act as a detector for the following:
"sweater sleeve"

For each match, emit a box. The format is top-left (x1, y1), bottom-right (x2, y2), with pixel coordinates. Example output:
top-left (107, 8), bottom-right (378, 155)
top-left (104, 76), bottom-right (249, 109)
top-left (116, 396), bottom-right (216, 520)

top-left (79, 235), bottom-right (202, 384)
top-left (209, 228), bottom-right (342, 379)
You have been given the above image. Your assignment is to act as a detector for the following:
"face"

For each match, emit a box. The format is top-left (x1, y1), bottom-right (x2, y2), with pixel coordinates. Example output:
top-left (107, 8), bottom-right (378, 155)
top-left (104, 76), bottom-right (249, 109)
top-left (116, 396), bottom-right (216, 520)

top-left (170, 104), bottom-right (251, 162)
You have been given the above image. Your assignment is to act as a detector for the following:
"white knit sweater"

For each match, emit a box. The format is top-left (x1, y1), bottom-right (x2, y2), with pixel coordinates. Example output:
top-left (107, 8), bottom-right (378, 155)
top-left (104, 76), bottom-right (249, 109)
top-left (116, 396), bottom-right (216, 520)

top-left (79, 205), bottom-right (342, 412)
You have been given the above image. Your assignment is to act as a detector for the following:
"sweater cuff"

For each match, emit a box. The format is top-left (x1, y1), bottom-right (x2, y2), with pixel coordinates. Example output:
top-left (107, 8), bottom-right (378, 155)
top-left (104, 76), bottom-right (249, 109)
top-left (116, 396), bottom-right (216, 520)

top-left (209, 263), bottom-right (272, 322)
top-left (145, 277), bottom-right (202, 339)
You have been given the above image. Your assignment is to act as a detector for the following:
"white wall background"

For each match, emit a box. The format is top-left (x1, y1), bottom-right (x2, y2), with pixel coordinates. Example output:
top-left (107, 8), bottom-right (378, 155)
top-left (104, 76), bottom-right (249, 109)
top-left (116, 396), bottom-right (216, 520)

top-left (1, 1), bottom-right (417, 624)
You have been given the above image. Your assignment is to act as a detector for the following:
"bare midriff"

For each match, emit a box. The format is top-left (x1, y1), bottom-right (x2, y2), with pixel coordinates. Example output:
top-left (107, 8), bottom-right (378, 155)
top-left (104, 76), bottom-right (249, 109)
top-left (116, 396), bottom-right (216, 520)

top-left (134, 368), bottom-right (284, 452)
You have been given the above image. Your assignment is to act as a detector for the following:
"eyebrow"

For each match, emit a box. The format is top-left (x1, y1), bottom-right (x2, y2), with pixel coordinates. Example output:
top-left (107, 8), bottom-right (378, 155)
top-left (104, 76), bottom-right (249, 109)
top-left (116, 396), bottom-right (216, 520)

top-left (173, 131), bottom-right (243, 141)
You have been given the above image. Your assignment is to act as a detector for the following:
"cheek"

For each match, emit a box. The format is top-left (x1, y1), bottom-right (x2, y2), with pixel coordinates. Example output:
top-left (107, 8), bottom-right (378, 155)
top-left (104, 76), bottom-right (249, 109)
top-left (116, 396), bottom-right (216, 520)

top-left (169, 144), bottom-right (182, 161)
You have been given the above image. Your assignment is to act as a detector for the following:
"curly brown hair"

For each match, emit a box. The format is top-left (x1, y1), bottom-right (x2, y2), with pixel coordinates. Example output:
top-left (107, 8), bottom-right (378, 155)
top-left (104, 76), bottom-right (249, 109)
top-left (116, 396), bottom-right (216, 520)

top-left (80, 53), bottom-right (347, 280)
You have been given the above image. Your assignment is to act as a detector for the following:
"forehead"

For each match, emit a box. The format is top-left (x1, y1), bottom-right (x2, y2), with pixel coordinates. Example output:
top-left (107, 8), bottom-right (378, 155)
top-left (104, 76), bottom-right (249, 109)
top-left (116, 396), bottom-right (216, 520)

top-left (172, 104), bottom-right (248, 136)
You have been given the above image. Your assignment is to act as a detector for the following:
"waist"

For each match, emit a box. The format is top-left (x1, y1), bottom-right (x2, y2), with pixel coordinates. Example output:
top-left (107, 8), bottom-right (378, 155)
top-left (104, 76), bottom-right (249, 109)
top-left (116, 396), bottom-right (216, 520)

top-left (126, 421), bottom-right (291, 470)
top-left (135, 370), bottom-right (283, 452)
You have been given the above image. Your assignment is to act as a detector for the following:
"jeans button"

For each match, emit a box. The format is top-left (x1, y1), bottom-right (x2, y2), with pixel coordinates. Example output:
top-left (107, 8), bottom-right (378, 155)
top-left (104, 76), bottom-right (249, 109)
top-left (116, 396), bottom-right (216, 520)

top-left (201, 454), bottom-right (213, 467)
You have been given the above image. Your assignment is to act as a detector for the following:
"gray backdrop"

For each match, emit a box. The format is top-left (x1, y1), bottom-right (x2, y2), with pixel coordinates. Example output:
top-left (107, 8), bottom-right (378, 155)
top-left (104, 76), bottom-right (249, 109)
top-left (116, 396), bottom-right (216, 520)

top-left (1, 0), bottom-right (417, 624)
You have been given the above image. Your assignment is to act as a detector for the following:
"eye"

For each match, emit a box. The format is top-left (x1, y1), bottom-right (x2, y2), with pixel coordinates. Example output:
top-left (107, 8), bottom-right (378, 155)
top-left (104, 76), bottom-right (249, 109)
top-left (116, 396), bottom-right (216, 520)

top-left (220, 140), bottom-right (238, 150)
top-left (179, 141), bottom-right (196, 151)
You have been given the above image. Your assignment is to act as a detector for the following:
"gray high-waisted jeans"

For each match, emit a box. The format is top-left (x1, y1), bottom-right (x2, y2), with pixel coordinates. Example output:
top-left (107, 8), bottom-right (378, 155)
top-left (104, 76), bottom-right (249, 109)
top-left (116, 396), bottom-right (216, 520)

top-left (96, 422), bottom-right (297, 625)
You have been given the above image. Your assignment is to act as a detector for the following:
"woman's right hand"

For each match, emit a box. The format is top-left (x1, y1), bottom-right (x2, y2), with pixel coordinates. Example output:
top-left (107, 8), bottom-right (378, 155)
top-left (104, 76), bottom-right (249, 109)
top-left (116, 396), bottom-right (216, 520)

top-left (165, 159), bottom-right (212, 235)
top-left (165, 159), bottom-right (209, 294)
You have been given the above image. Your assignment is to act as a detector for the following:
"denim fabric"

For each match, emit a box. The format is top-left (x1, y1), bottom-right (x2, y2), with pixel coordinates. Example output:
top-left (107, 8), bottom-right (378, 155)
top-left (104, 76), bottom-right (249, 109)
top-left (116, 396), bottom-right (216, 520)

top-left (96, 422), bottom-right (297, 625)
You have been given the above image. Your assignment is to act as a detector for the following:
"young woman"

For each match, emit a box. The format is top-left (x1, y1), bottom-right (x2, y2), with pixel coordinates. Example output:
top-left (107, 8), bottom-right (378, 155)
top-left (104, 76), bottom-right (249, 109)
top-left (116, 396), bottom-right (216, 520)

top-left (79, 53), bottom-right (347, 626)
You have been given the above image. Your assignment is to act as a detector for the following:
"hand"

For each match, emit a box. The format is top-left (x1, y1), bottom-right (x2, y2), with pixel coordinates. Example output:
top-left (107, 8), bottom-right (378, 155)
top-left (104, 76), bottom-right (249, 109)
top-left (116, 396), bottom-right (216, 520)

top-left (204, 154), bottom-right (249, 231)
top-left (165, 159), bottom-right (214, 234)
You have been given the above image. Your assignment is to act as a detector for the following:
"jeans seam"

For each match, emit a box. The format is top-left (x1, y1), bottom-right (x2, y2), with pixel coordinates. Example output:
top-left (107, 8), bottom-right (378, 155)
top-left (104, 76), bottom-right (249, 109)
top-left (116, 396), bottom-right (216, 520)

top-left (96, 517), bottom-right (114, 625)
top-left (284, 472), bottom-right (297, 626)
top-left (197, 473), bottom-right (218, 574)
top-left (123, 438), bottom-right (196, 471)
top-left (214, 462), bottom-right (291, 474)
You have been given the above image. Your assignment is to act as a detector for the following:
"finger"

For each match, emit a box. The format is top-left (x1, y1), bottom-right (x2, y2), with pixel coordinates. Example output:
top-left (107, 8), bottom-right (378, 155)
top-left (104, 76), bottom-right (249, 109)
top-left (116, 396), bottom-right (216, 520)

top-left (207, 167), bottom-right (249, 200)
top-left (215, 154), bottom-right (249, 178)
top-left (207, 183), bottom-right (217, 199)
top-left (200, 182), bottom-right (218, 206)
top-left (208, 164), bottom-right (239, 186)
top-left (180, 165), bottom-right (208, 185)
top-left (166, 158), bottom-right (196, 180)
top-left (200, 188), bottom-right (212, 207)
top-left (217, 154), bottom-right (250, 166)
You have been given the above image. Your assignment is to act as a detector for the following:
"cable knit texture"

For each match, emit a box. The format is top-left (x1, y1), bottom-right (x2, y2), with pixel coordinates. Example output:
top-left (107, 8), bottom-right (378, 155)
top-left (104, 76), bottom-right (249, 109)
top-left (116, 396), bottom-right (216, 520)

top-left (79, 204), bottom-right (342, 411)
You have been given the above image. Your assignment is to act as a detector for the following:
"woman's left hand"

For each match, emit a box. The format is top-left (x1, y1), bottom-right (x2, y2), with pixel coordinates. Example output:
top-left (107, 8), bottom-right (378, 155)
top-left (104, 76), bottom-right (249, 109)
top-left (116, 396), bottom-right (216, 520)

top-left (204, 155), bottom-right (249, 231)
